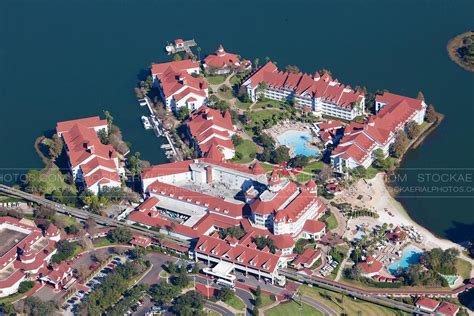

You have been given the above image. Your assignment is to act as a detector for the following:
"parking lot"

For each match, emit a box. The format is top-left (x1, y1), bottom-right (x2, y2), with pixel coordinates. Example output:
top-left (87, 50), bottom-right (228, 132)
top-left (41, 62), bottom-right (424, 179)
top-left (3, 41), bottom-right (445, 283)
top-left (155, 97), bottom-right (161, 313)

top-left (62, 256), bottom-right (126, 314)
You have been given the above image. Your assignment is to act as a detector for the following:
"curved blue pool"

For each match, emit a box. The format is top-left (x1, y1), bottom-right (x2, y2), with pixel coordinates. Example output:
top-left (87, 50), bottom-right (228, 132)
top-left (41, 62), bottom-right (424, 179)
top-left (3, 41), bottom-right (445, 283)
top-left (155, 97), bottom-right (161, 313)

top-left (388, 245), bottom-right (423, 274)
top-left (277, 130), bottom-right (320, 157)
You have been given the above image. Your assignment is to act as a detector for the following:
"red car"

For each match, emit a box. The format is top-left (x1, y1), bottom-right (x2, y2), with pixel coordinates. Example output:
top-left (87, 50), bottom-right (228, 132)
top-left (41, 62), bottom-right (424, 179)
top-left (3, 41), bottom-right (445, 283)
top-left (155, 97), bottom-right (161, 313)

top-left (89, 264), bottom-right (97, 271)
top-left (107, 263), bottom-right (116, 269)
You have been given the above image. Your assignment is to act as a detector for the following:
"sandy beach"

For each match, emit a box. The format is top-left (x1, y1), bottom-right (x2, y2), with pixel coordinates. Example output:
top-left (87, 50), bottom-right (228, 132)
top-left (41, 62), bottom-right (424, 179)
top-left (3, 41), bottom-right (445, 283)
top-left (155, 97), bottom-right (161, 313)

top-left (338, 173), bottom-right (474, 273)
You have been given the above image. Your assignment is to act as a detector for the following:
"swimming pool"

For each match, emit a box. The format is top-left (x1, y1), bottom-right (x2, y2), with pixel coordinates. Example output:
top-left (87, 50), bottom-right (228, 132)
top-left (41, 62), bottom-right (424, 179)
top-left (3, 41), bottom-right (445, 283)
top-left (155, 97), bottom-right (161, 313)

top-left (277, 130), bottom-right (320, 157)
top-left (388, 245), bottom-right (423, 274)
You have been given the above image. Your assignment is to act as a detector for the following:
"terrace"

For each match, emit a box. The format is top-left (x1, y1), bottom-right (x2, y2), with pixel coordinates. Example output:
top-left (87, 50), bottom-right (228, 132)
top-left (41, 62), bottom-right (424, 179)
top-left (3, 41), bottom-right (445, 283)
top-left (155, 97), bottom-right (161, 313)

top-left (0, 228), bottom-right (28, 257)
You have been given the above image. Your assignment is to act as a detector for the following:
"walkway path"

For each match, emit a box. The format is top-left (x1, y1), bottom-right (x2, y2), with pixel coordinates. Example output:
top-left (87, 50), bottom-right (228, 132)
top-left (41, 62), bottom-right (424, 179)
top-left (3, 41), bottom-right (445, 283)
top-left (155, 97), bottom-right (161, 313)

top-left (334, 246), bottom-right (352, 282)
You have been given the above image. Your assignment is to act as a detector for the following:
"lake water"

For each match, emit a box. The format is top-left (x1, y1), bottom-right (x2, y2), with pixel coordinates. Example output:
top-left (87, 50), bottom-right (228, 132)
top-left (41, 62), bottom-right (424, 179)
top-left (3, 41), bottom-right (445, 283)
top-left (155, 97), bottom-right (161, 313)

top-left (1, 0), bottom-right (473, 242)
top-left (277, 130), bottom-right (320, 157)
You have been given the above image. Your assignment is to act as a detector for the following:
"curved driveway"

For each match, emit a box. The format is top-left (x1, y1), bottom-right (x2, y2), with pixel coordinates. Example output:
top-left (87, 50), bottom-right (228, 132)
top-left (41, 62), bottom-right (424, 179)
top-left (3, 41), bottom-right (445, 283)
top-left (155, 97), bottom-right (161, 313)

top-left (301, 295), bottom-right (338, 316)
top-left (235, 288), bottom-right (254, 315)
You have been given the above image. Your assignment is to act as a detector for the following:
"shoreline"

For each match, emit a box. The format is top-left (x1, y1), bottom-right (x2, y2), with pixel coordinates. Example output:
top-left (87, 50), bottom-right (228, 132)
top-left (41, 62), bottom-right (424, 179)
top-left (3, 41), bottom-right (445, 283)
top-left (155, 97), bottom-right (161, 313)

top-left (446, 31), bottom-right (474, 73)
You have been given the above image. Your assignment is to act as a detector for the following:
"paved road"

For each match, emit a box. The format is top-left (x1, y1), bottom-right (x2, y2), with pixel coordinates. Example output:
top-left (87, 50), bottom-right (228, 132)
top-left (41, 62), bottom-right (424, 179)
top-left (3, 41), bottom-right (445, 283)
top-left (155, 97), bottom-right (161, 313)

top-left (235, 288), bottom-right (254, 315)
top-left (301, 295), bottom-right (337, 316)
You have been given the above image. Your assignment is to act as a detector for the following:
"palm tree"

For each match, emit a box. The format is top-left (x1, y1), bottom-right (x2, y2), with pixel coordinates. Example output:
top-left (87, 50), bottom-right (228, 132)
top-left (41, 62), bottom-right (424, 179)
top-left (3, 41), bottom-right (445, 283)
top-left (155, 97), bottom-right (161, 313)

top-left (197, 47), bottom-right (202, 61)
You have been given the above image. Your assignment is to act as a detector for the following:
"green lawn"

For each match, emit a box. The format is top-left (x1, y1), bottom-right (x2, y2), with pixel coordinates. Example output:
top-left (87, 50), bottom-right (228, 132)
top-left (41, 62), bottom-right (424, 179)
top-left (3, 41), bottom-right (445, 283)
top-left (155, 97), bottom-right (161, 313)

top-left (299, 285), bottom-right (406, 316)
top-left (217, 85), bottom-right (233, 99)
top-left (93, 237), bottom-right (114, 248)
top-left (252, 99), bottom-right (282, 109)
top-left (232, 139), bottom-right (257, 163)
top-left (296, 161), bottom-right (324, 182)
top-left (224, 295), bottom-right (246, 310)
top-left (261, 162), bottom-right (275, 172)
top-left (260, 293), bottom-right (275, 307)
top-left (206, 75), bottom-right (226, 85)
top-left (320, 211), bottom-right (338, 230)
top-left (248, 109), bottom-right (280, 124)
top-left (365, 166), bottom-right (380, 179)
top-left (42, 165), bottom-right (77, 194)
top-left (266, 301), bottom-right (323, 316)
top-left (236, 100), bottom-right (253, 110)
top-left (455, 258), bottom-right (472, 280)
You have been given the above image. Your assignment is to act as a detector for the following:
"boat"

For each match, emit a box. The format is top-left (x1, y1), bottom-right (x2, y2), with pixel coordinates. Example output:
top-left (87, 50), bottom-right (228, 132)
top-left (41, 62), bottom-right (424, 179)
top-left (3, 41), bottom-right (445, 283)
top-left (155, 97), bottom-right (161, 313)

top-left (138, 98), bottom-right (147, 107)
top-left (141, 116), bottom-right (152, 130)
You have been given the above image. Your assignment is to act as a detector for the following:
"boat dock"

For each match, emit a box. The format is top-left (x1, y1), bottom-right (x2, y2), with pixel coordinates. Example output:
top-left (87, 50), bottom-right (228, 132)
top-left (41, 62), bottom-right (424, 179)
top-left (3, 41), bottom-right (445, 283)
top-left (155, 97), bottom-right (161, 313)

top-left (137, 96), bottom-right (182, 161)
top-left (165, 38), bottom-right (197, 55)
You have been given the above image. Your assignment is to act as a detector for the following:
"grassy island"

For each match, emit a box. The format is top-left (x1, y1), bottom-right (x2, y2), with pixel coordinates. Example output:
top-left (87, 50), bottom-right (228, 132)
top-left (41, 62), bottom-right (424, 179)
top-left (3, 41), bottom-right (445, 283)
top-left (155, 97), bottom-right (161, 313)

top-left (447, 31), bottom-right (474, 72)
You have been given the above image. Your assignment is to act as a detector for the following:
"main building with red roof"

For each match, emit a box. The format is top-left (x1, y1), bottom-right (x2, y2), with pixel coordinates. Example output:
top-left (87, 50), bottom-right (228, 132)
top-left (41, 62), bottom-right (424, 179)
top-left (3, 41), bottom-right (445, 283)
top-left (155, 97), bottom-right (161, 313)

top-left (0, 217), bottom-right (71, 297)
top-left (151, 59), bottom-right (208, 113)
top-left (242, 61), bottom-right (365, 121)
top-left (187, 106), bottom-right (237, 160)
top-left (203, 44), bottom-right (251, 75)
top-left (331, 92), bottom-right (427, 170)
top-left (56, 116), bottom-right (123, 194)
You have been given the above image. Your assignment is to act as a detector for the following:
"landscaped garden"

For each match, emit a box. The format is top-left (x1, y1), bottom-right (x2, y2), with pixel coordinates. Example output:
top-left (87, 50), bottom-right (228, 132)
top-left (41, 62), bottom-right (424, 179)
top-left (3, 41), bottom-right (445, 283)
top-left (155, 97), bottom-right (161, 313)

top-left (232, 139), bottom-right (258, 163)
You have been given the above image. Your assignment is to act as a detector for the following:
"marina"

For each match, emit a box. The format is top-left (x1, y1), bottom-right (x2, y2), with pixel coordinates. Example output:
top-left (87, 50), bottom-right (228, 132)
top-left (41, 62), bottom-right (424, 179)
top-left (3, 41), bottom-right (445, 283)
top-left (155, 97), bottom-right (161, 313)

top-left (137, 96), bottom-right (181, 161)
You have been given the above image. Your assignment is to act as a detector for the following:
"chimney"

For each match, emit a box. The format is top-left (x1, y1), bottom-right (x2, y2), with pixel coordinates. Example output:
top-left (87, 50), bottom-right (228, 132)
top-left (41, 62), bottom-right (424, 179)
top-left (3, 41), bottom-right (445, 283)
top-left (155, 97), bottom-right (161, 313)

top-left (88, 145), bottom-right (95, 154)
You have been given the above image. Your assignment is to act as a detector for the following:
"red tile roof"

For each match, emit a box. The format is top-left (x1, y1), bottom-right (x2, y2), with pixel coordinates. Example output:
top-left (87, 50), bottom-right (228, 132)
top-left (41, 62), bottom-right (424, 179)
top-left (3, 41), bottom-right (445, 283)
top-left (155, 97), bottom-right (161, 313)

top-left (436, 302), bottom-right (459, 316)
top-left (302, 219), bottom-right (326, 234)
top-left (293, 248), bottom-right (321, 267)
top-left (245, 62), bottom-right (364, 109)
top-left (357, 256), bottom-right (383, 275)
top-left (130, 234), bottom-right (152, 247)
top-left (196, 234), bottom-right (281, 273)
top-left (151, 59), bottom-right (200, 76)
top-left (416, 297), bottom-right (440, 310)
top-left (204, 44), bottom-right (250, 70)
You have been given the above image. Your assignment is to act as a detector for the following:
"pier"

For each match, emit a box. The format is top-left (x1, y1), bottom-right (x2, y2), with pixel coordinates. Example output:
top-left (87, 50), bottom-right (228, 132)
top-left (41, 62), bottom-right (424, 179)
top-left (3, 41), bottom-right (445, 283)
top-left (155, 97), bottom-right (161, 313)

top-left (137, 96), bottom-right (182, 161)
top-left (165, 38), bottom-right (197, 55)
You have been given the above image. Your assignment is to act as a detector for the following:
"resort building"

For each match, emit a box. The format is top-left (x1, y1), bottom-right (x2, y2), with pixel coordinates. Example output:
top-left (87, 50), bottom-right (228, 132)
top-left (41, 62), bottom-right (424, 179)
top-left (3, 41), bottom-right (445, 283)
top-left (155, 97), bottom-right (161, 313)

top-left (415, 297), bottom-right (441, 313)
top-left (203, 44), bottom-right (251, 75)
top-left (292, 248), bottom-right (321, 270)
top-left (194, 232), bottom-right (287, 285)
top-left (436, 302), bottom-right (460, 316)
top-left (242, 62), bottom-right (365, 121)
top-left (128, 159), bottom-right (268, 240)
top-left (151, 60), bottom-right (208, 113)
top-left (187, 106), bottom-right (237, 160)
top-left (250, 170), bottom-right (326, 237)
top-left (0, 217), bottom-right (68, 297)
top-left (331, 92), bottom-right (427, 171)
top-left (56, 116), bottom-right (123, 195)
top-left (356, 255), bottom-right (383, 277)
top-left (314, 120), bottom-right (343, 148)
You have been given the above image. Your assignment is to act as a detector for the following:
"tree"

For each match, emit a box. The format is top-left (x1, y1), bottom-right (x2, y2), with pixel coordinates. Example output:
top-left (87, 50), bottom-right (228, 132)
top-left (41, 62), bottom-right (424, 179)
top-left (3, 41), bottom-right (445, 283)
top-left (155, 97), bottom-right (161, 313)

top-left (417, 91), bottom-right (425, 100)
top-left (256, 133), bottom-right (275, 149)
top-left (22, 170), bottom-right (47, 195)
top-left (171, 272), bottom-right (190, 288)
top-left (176, 106), bottom-right (190, 120)
top-left (103, 110), bottom-right (114, 129)
top-left (18, 280), bottom-right (35, 293)
top-left (98, 129), bottom-right (109, 145)
top-left (425, 104), bottom-right (437, 123)
top-left (173, 54), bottom-right (182, 61)
top-left (406, 120), bottom-right (421, 140)
top-left (52, 240), bottom-right (76, 263)
top-left (165, 261), bottom-right (177, 274)
top-left (391, 131), bottom-right (409, 158)
top-left (219, 225), bottom-right (246, 239)
top-left (171, 291), bottom-right (204, 315)
top-left (252, 307), bottom-right (259, 316)
top-left (148, 282), bottom-right (180, 305)
top-left (196, 47), bottom-right (202, 61)
top-left (34, 205), bottom-right (56, 219)
top-left (0, 302), bottom-right (16, 315)
top-left (271, 146), bottom-right (290, 164)
top-left (372, 148), bottom-right (385, 169)
top-left (22, 297), bottom-right (56, 316)
top-left (219, 287), bottom-right (235, 301)
top-left (290, 155), bottom-right (310, 168)
top-left (254, 58), bottom-right (260, 69)
top-left (253, 236), bottom-right (276, 253)
top-left (48, 134), bottom-right (63, 160)
top-left (108, 227), bottom-right (133, 243)
top-left (285, 65), bottom-right (300, 74)
top-left (231, 134), bottom-right (244, 147)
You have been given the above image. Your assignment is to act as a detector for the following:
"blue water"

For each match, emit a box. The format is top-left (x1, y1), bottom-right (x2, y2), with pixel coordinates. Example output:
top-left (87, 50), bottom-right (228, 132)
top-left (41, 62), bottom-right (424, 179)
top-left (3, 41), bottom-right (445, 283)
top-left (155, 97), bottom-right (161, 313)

top-left (388, 245), bottom-right (423, 274)
top-left (277, 130), bottom-right (320, 157)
